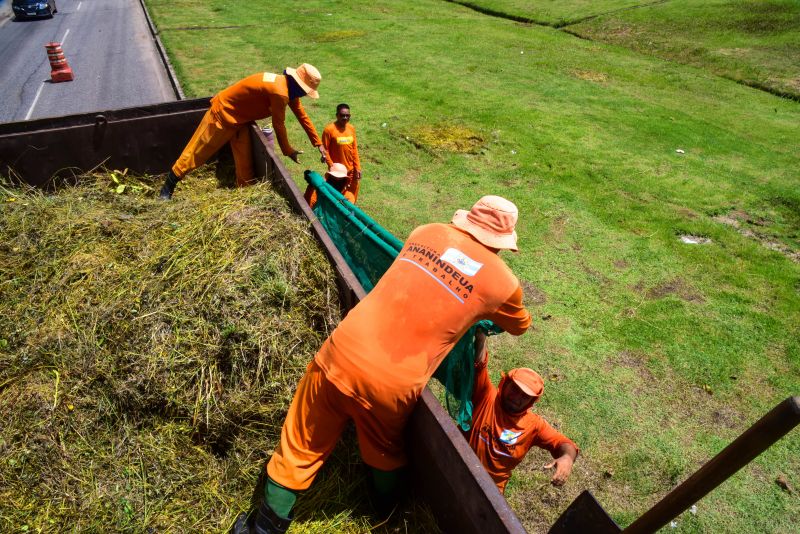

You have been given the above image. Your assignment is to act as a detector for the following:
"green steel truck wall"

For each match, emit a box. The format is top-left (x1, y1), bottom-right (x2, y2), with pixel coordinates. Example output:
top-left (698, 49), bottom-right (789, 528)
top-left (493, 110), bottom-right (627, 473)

top-left (0, 100), bottom-right (527, 534)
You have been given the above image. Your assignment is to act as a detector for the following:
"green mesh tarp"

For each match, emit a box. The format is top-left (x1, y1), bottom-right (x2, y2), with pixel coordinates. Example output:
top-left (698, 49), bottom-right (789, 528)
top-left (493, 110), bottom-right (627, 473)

top-left (305, 170), bottom-right (501, 430)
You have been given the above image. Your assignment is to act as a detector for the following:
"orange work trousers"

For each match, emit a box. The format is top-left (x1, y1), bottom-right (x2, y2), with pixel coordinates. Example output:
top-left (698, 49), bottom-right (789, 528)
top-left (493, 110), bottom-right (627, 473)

top-left (171, 109), bottom-right (255, 187)
top-left (303, 185), bottom-right (355, 208)
top-left (266, 360), bottom-right (411, 491)
top-left (343, 176), bottom-right (360, 203)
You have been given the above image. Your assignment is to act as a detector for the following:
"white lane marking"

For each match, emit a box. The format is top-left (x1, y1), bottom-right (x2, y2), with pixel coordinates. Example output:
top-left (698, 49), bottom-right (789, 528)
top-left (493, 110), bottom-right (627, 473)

top-left (25, 84), bottom-right (45, 121)
top-left (61, 28), bottom-right (71, 46)
top-left (77, 1), bottom-right (82, 10)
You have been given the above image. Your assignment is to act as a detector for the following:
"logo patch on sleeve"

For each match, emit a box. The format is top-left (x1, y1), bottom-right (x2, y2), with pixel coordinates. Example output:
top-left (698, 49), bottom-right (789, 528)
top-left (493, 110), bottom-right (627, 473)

top-left (262, 72), bottom-right (277, 83)
top-left (441, 248), bottom-right (483, 276)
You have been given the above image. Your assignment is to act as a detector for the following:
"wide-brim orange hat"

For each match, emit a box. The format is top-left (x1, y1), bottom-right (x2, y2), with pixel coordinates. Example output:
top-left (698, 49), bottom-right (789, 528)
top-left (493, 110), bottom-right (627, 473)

top-left (327, 162), bottom-right (348, 179)
top-left (285, 63), bottom-right (321, 99)
top-left (507, 368), bottom-right (544, 398)
top-left (452, 195), bottom-right (519, 251)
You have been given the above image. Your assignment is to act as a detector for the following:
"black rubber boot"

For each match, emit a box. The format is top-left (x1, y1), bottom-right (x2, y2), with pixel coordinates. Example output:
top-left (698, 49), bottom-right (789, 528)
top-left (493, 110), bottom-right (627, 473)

top-left (159, 171), bottom-right (180, 200)
top-left (368, 466), bottom-right (408, 520)
top-left (231, 498), bottom-right (292, 534)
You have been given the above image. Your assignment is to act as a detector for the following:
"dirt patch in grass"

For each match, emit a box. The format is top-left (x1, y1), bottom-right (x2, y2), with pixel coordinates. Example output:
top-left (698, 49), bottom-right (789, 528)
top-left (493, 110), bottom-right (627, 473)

top-left (613, 259), bottom-right (629, 269)
top-left (709, 406), bottom-right (742, 430)
top-left (572, 69), bottom-right (608, 83)
top-left (313, 30), bottom-right (366, 42)
top-left (640, 277), bottom-right (705, 303)
top-left (580, 261), bottom-right (612, 286)
top-left (522, 280), bottom-right (548, 305)
top-left (714, 47), bottom-right (752, 58)
top-left (406, 123), bottom-right (485, 154)
top-left (676, 207), bottom-right (700, 219)
top-left (545, 214), bottom-right (568, 243)
top-left (714, 209), bottom-right (799, 263)
top-left (607, 24), bottom-right (634, 39)
top-left (713, 209), bottom-right (768, 228)
top-left (611, 350), bottom-right (655, 382)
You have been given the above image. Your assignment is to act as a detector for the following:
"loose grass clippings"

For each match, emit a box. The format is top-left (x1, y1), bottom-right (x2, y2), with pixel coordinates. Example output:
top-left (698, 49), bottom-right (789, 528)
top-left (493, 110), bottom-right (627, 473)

top-left (0, 169), bottom-right (437, 532)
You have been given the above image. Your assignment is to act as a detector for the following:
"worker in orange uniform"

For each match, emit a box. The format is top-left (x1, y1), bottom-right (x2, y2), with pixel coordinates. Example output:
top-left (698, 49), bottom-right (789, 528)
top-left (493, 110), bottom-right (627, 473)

top-left (465, 329), bottom-right (579, 494)
top-left (159, 64), bottom-right (327, 200)
top-left (233, 196), bottom-right (532, 534)
top-left (304, 162), bottom-right (352, 206)
top-left (303, 103), bottom-right (361, 207)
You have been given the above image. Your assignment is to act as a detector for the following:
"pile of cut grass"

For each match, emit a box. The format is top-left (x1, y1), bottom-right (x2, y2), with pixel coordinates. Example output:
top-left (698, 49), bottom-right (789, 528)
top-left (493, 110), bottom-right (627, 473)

top-left (0, 169), bottom-right (438, 533)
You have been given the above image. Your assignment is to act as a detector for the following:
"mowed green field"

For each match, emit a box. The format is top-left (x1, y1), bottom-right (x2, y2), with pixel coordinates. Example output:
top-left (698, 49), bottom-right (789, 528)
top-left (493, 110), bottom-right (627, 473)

top-left (446, 0), bottom-right (647, 25)
top-left (454, 0), bottom-right (800, 99)
top-left (145, 0), bottom-right (800, 532)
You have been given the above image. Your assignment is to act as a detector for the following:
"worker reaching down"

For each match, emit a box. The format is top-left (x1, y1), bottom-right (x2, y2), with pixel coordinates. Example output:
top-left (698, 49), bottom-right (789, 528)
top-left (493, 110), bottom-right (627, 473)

top-left (159, 64), bottom-right (327, 200)
top-left (233, 195), bottom-right (532, 534)
top-left (465, 329), bottom-right (579, 493)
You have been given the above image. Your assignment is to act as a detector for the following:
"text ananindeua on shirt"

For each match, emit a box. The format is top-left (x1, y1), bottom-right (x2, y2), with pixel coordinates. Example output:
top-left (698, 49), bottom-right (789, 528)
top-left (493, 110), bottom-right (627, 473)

top-left (402, 242), bottom-right (477, 299)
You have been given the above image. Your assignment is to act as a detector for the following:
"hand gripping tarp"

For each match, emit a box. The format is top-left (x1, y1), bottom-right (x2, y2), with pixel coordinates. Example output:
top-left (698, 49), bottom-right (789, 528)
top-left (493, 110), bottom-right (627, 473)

top-left (304, 170), bottom-right (501, 430)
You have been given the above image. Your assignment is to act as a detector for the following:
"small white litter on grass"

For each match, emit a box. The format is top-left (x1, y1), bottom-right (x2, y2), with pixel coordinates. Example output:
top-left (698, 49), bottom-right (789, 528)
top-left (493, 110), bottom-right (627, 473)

top-left (511, 150), bottom-right (517, 155)
top-left (690, 504), bottom-right (698, 515)
top-left (676, 149), bottom-right (685, 154)
top-left (381, 123), bottom-right (387, 128)
top-left (680, 235), bottom-right (711, 245)
top-left (670, 520), bottom-right (678, 528)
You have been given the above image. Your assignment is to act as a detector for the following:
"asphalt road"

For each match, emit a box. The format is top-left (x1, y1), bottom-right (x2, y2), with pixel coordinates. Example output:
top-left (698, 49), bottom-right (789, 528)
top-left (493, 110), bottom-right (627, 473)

top-left (0, 0), bottom-right (176, 123)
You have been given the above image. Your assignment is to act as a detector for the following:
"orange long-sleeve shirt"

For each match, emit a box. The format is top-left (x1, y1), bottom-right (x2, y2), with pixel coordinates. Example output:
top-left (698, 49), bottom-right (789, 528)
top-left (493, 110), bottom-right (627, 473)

top-left (464, 354), bottom-right (578, 493)
top-left (322, 122), bottom-right (360, 174)
top-left (314, 223), bottom-right (531, 415)
top-left (210, 72), bottom-right (322, 157)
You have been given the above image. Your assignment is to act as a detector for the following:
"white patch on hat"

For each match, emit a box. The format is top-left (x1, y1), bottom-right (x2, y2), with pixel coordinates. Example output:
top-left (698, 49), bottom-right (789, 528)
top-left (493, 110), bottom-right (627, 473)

top-left (441, 248), bottom-right (483, 276)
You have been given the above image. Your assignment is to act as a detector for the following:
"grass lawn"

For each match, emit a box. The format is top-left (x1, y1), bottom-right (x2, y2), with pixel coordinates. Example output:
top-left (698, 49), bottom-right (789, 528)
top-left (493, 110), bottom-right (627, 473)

top-left (144, 0), bottom-right (800, 532)
top-left (445, 0), bottom-right (649, 26)
top-left (442, 1), bottom-right (800, 99)
top-left (567, 0), bottom-right (800, 100)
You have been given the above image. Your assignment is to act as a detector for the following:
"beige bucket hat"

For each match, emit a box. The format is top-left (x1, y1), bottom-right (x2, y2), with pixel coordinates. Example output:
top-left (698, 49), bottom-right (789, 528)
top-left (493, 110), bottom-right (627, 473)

top-left (327, 162), bottom-right (348, 179)
top-left (452, 195), bottom-right (519, 251)
top-left (285, 63), bottom-right (321, 99)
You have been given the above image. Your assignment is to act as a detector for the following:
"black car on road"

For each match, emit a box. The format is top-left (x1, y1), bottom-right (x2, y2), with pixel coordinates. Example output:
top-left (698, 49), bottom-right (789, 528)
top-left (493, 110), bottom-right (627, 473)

top-left (12, 0), bottom-right (57, 20)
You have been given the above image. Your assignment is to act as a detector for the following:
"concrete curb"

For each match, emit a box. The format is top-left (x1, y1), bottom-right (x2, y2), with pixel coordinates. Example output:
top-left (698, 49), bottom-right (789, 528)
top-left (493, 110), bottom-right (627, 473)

top-left (137, 0), bottom-right (184, 100)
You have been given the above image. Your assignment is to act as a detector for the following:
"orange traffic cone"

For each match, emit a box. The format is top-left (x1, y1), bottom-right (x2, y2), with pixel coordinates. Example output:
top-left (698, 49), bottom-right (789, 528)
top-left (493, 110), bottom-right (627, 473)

top-left (45, 42), bottom-right (74, 82)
